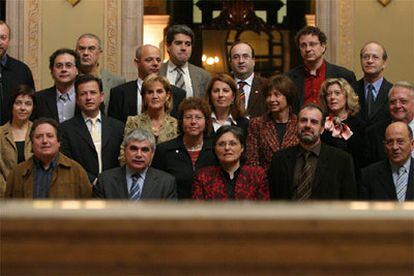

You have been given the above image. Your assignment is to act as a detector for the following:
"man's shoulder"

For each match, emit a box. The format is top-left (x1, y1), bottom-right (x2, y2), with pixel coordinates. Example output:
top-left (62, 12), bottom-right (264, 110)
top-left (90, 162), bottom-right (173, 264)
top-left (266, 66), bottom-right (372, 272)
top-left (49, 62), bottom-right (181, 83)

top-left (362, 160), bottom-right (389, 176)
top-left (111, 80), bottom-right (137, 92)
top-left (326, 62), bottom-right (355, 77)
top-left (100, 166), bottom-right (123, 178)
top-left (321, 143), bottom-right (353, 162)
top-left (188, 63), bottom-right (210, 76)
top-left (100, 68), bottom-right (126, 85)
top-left (36, 86), bottom-right (55, 97)
top-left (103, 115), bottom-right (125, 128)
top-left (60, 116), bottom-right (80, 129)
top-left (273, 145), bottom-right (300, 159)
top-left (5, 55), bottom-right (31, 71)
top-left (147, 167), bottom-right (175, 182)
top-left (156, 137), bottom-right (181, 152)
top-left (287, 65), bottom-right (305, 76)
top-left (58, 153), bottom-right (87, 170)
top-left (366, 118), bottom-right (391, 135)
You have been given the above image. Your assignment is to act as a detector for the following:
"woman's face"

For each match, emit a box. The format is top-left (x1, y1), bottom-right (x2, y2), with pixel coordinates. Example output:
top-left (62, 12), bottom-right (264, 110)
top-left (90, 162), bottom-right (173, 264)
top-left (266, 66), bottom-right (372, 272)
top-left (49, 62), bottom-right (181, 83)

top-left (182, 109), bottom-right (206, 138)
top-left (210, 80), bottom-right (234, 111)
top-left (12, 95), bottom-right (34, 122)
top-left (144, 81), bottom-right (170, 111)
top-left (215, 132), bottom-right (244, 166)
top-left (326, 83), bottom-right (347, 115)
top-left (266, 88), bottom-right (289, 114)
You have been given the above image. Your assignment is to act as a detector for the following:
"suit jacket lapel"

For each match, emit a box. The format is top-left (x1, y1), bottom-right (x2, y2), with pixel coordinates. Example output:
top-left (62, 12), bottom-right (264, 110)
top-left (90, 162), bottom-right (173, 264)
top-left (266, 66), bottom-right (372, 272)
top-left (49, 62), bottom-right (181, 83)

top-left (73, 116), bottom-right (95, 150)
top-left (159, 63), bottom-right (168, 77)
top-left (125, 81), bottom-right (139, 115)
top-left (188, 64), bottom-right (202, 98)
top-left (115, 166), bottom-right (129, 198)
top-left (141, 168), bottom-right (157, 198)
top-left (312, 144), bottom-right (329, 194)
top-left (380, 162), bottom-right (398, 199)
top-left (46, 88), bottom-right (59, 121)
top-left (405, 159), bottom-right (414, 200)
top-left (286, 147), bottom-right (299, 194)
top-left (248, 76), bottom-right (261, 112)
top-left (101, 116), bottom-right (110, 149)
top-left (370, 81), bottom-right (389, 119)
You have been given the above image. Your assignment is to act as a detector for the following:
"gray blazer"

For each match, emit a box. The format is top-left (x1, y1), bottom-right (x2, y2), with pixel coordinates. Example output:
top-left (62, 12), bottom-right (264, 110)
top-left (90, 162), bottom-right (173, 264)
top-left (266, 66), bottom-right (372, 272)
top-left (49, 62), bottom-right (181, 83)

top-left (100, 68), bottom-right (126, 113)
top-left (160, 62), bottom-right (211, 98)
top-left (93, 166), bottom-right (177, 200)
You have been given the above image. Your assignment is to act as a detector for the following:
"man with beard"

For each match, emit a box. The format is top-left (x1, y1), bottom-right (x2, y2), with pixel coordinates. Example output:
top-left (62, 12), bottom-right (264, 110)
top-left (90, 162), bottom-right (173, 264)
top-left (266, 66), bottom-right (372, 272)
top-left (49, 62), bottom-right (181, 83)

top-left (268, 104), bottom-right (357, 200)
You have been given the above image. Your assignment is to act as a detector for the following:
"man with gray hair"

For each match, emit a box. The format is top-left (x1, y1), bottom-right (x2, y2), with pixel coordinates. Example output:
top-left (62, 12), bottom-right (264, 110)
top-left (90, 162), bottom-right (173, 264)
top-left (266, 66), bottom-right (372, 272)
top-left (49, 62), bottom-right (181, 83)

top-left (159, 24), bottom-right (211, 98)
top-left (75, 33), bottom-right (125, 111)
top-left (365, 81), bottom-right (414, 165)
top-left (93, 128), bottom-right (177, 199)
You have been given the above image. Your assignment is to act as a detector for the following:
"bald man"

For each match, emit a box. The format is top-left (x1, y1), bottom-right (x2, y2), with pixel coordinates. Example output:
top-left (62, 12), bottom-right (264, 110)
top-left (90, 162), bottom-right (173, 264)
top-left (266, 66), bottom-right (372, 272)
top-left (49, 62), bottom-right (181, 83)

top-left (108, 44), bottom-right (185, 122)
top-left (361, 121), bottom-right (414, 201)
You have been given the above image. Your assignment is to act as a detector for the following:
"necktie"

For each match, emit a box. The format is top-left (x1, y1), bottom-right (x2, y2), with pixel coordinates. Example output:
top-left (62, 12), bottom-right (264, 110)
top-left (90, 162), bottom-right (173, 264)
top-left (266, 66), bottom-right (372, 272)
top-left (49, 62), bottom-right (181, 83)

top-left (129, 173), bottom-right (142, 200)
top-left (238, 81), bottom-right (246, 108)
top-left (295, 151), bottom-right (313, 200)
top-left (90, 118), bottom-right (102, 173)
top-left (175, 67), bottom-right (185, 89)
top-left (59, 93), bottom-right (68, 102)
top-left (395, 166), bottom-right (408, 202)
top-left (366, 84), bottom-right (375, 118)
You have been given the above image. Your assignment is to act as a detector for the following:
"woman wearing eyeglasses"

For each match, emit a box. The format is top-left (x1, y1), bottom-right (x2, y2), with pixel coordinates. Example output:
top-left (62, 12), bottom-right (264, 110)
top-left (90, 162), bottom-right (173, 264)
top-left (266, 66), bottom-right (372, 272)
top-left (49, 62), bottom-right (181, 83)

top-left (152, 97), bottom-right (217, 199)
top-left (192, 125), bottom-right (269, 200)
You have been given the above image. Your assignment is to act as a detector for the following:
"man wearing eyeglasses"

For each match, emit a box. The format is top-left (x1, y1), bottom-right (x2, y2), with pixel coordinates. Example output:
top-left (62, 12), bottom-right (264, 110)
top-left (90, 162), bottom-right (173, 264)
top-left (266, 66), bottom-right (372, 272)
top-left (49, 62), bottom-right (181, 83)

top-left (229, 41), bottom-right (267, 118)
top-left (352, 41), bottom-right (393, 126)
top-left (33, 48), bottom-right (80, 123)
top-left (76, 33), bottom-right (125, 113)
top-left (287, 26), bottom-right (356, 113)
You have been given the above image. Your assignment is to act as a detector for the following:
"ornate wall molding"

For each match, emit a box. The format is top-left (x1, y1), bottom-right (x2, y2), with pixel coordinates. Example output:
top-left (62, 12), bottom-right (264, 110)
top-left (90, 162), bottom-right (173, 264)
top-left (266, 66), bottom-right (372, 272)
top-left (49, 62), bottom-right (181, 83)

top-left (5, 0), bottom-right (24, 58)
top-left (104, 0), bottom-right (122, 75)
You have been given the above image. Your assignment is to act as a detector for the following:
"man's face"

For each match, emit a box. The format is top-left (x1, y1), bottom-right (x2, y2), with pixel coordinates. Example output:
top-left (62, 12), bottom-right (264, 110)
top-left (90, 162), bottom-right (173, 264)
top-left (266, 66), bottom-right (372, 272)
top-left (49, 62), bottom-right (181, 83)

top-left (389, 87), bottom-right (414, 123)
top-left (384, 123), bottom-right (414, 167)
top-left (76, 81), bottom-right (104, 116)
top-left (135, 46), bottom-right (161, 79)
top-left (298, 34), bottom-right (326, 64)
top-left (51, 53), bottom-right (78, 86)
top-left (360, 43), bottom-right (386, 79)
top-left (297, 107), bottom-right (324, 146)
top-left (124, 140), bottom-right (154, 172)
top-left (230, 43), bottom-right (255, 79)
top-left (0, 23), bottom-right (10, 58)
top-left (32, 123), bottom-right (60, 161)
top-left (167, 33), bottom-right (192, 66)
top-left (76, 37), bottom-right (102, 68)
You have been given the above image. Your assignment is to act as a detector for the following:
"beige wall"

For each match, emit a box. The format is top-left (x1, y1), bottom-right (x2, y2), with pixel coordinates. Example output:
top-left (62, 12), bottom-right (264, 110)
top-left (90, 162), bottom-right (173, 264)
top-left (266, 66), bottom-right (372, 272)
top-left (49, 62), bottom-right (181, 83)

top-left (353, 0), bottom-right (414, 82)
top-left (41, 0), bottom-right (104, 89)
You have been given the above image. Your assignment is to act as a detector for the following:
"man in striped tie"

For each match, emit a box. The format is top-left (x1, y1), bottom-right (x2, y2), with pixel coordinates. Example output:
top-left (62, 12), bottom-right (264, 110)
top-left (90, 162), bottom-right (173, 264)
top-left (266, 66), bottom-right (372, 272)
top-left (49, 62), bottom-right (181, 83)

top-left (361, 122), bottom-right (414, 201)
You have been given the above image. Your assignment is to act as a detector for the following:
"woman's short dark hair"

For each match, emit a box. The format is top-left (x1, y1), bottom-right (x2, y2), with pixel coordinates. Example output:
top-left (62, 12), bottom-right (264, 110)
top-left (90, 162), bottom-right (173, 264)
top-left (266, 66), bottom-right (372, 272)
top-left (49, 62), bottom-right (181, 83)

top-left (264, 74), bottom-right (297, 110)
top-left (8, 84), bottom-right (35, 122)
top-left (177, 97), bottom-right (211, 135)
top-left (213, 125), bottom-right (246, 149)
top-left (204, 73), bottom-right (246, 120)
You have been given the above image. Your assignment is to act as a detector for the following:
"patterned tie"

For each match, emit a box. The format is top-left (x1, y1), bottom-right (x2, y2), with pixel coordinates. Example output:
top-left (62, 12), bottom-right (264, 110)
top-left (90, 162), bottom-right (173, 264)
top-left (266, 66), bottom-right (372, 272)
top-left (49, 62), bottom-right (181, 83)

top-left (238, 81), bottom-right (247, 108)
top-left (295, 151), bottom-right (313, 200)
top-left (395, 166), bottom-right (408, 202)
top-left (175, 66), bottom-right (185, 89)
top-left (129, 173), bottom-right (141, 200)
top-left (366, 84), bottom-right (375, 118)
top-left (90, 118), bottom-right (102, 173)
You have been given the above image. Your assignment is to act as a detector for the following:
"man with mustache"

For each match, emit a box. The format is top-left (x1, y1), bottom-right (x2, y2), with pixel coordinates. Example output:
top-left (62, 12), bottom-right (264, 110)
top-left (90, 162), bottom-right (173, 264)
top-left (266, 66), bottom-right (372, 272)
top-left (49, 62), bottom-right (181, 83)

top-left (33, 48), bottom-right (80, 123)
top-left (287, 26), bottom-right (356, 113)
top-left (361, 121), bottom-right (414, 201)
top-left (108, 44), bottom-right (186, 122)
top-left (352, 42), bottom-right (392, 126)
top-left (160, 25), bottom-right (211, 98)
top-left (268, 103), bottom-right (357, 200)
top-left (93, 128), bottom-right (177, 200)
top-left (229, 41), bottom-right (267, 118)
top-left (0, 20), bottom-right (35, 125)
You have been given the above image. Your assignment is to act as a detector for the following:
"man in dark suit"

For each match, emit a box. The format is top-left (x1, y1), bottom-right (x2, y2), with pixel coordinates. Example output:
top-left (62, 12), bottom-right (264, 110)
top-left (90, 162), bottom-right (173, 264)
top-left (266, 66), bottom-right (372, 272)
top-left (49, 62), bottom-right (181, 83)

top-left (159, 24), bottom-right (211, 98)
top-left (0, 20), bottom-right (35, 125)
top-left (352, 42), bottom-right (392, 126)
top-left (108, 44), bottom-right (185, 122)
top-left (268, 104), bottom-right (357, 200)
top-left (364, 81), bottom-right (414, 166)
top-left (229, 41), bottom-right (267, 118)
top-left (361, 122), bottom-right (414, 201)
top-left (60, 75), bottom-right (124, 184)
top-left (33, 48), bottom-right (80, 123)
top-left (93, 128), bottom-right (177, 200)
top-left (287, 26), bottom-right (356, 113)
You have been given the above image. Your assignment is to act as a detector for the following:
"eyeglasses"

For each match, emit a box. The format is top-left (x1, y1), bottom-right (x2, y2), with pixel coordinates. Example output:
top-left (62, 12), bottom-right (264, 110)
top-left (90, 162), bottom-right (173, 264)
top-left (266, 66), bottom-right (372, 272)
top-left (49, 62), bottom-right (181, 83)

top-left (216, 140), bottom-right (240, 148)
top-left (183, 115), bottom-right (205, 121)
top-left (54, 62), bottom-right (76, 70)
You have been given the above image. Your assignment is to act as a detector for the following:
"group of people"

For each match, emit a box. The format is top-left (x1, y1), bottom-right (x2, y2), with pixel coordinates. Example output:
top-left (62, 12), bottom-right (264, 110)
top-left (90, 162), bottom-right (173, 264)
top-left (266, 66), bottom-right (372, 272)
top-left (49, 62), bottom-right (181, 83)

top-left (0, 21), bottom-right (413, 202)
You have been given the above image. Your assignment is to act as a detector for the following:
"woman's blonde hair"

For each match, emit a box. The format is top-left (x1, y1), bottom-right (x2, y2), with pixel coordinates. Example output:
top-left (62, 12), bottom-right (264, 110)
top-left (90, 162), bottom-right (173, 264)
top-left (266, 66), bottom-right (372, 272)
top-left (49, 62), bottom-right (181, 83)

top-left (319, 78), bottom-right (360, 116)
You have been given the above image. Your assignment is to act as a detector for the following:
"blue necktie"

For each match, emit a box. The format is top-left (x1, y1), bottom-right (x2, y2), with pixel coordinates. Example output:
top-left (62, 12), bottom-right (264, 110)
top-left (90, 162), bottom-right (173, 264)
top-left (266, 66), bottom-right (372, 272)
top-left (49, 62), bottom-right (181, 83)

top-left (395, 166), bottom-right (408, 202)
top-left (129, 173), bottom-right (141, 200)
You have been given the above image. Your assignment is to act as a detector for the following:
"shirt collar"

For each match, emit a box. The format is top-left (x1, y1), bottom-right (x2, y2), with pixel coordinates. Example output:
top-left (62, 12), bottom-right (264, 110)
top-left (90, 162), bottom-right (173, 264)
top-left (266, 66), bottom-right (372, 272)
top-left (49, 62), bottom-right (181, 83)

top-left (137, 78), bottom-right (144, 88)
top-left (167, 60), bottom-right (188, 73)
top-left (34, 154), bottom-right (58, 170)
top-left (82, 111), bottom-right (102, 123)
top-left (235, 73), bottom-right (254, 87)
top-left (56, 85), bottom-right (75, 101)
top-left (364, 77), bottom-right (383, 92)
top-left (0, 54), bottom-right (7, 67)
top-left (211, 112), bottom-right (237, 125)
top-left (126, 165), bottom-right (148, 179)
top-left (304, 60), bottom-right (326, 77)
top-left (390, 157), bottom-right (411, 174)
top-left (299, 141), bottom-right (322, 157)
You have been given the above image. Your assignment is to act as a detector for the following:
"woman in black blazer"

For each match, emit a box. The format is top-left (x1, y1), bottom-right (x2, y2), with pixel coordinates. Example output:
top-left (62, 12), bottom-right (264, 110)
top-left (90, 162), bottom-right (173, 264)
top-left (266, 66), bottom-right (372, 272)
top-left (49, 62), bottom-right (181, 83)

top-left (152, 97), bottom-right (217, 199)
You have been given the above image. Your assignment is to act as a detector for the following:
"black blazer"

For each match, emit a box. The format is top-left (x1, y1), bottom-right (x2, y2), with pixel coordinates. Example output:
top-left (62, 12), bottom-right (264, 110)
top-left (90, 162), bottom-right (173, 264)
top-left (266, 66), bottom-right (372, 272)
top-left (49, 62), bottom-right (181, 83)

top-left (361, 159), bottom-right (414, 201)
top-left (268, 143), bottom-right (357, 200)
top-left (247, 75), bottom-right (267, 118)
top-left (1, 55), bottom-right (35, 125)
top-left (151, 136), bottom-right (218, 199)
top-left (60, 114), bottom-right (124, 182)
top-left (93, 166), bottom-right (177, 199)
top-left (107, 80), bottom-right (186, 123)
top-left (364, 118), bottom-right (391, 166)
top-left (352, 78), bottom-right (392, 126)
top-left (287, 61), bottom-right (356, 113)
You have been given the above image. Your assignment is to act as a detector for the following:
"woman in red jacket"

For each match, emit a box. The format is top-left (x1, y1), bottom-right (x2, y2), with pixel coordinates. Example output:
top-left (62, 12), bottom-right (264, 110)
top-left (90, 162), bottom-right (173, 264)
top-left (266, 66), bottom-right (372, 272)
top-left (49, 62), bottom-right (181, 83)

top-left (192, 125), bottom-right (269, 200)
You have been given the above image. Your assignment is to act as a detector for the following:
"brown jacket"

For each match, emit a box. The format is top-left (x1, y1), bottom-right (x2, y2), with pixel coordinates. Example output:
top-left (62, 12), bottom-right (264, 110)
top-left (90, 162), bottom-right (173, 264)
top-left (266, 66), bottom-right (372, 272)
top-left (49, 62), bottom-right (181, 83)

top-left (5, 153), bottom-right (92, 199)
top-left (0, 122), bottom-right (33, 197)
